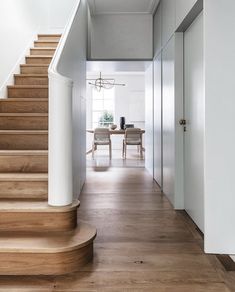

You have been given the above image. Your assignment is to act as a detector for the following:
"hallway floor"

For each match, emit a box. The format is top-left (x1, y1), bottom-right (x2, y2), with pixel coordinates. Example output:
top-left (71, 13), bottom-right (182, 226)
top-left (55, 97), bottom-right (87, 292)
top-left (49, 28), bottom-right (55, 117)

top-left (0, 153), bottom-right (234, 291)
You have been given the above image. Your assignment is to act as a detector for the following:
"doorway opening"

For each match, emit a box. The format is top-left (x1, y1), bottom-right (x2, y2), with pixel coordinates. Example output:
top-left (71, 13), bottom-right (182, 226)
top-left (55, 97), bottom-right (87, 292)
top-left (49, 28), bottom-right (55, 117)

top-left (86, 61), bottom-right (150, 170)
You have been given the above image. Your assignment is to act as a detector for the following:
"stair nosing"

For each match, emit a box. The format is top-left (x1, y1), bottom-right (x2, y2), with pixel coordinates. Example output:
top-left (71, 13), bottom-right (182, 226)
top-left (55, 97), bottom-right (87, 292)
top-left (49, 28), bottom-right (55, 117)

top-left (35, 40), bottom-right (59, 42)
top-left (14, 74), bottom-right (48, 77)
top-left (20, 64), bottom-right (49, 67)
top-left (8, 85), bottom-right (48, 89)
top-left (0, 130), bottom-right (48, 134)
top-left (38, 34), bottom-right (61, 37)
top-left (34, 40), bottom-right (59, 43)
top-left (26, 55), bottom-right (53, 58)
top-left (0, 223), bottom-right (96, 254)
top-left (31, 47), bottom-right (56, 50)
top-left (0, 113), bottom-right (48, 117)
top-left (0, 150), bottom-right (48, 155)
top-left (0, 173), bottom-right (48, 181)
top-left (0, 98), bottom-right (48, 102)
top-left (0, 200), bottom-right (79, 213)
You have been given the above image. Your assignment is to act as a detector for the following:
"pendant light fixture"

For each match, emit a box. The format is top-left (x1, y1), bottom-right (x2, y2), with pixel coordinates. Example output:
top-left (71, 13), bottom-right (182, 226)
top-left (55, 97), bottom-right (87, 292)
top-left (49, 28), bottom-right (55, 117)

top-left (87, 72), bottom-right (125, 92)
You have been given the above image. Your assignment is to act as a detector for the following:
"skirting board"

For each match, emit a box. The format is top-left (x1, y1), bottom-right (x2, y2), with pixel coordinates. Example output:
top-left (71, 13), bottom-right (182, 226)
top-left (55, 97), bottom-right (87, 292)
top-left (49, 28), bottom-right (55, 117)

top-left (178, 211), bottom-right (235, 271)
top-left (217, 255), bottom-right (235, 271)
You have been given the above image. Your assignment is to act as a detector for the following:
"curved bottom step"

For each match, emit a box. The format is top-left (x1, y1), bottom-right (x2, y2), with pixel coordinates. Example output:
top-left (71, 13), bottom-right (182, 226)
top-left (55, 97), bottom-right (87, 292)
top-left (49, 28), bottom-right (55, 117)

top-left (0, 222), bottom-right (96, 275)
top-left (0, 200), bottom-right (79, 232)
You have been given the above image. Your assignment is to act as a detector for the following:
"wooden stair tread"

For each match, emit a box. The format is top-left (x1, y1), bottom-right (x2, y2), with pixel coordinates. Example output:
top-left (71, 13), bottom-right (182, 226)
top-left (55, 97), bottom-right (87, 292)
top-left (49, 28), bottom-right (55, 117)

top-left (26, 55), bottom-right (53, 58)
top-left (0, 173), bottom-right (47, 181)
top-left (0, 98), bottom-right (48, 102)
top-left (21, 64), bottom-right (49, 67)
top-left (0, 150), bottom-right (48, 155)
top-left (35, 40), bottom-right (59, 43)
top-left (14, 74), bottom-right (48, 77)
top-left (0, 113), bottom-right (48, 117)
top-left (31, 47), bottom-right (56, 50)
top-left (0, 200), bottom-right (79, 212)
top-left (0, 222), bottom-right (96, 253)
top-left (8, 85), bottom-right (48, 89)
top-left (0, 34), bottom-right (95, 275)
top-left (0, 130), bottom-right (48, 134)
top-left (38, 34), bottom-right (62, 37)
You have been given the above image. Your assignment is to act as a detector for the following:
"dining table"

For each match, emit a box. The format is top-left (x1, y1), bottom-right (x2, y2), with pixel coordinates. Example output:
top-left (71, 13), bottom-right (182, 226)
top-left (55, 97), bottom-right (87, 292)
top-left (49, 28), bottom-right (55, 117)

top-left (86, 129), bottom-right (145, 135)
top-left (86, 129), bottom-right (145, 154)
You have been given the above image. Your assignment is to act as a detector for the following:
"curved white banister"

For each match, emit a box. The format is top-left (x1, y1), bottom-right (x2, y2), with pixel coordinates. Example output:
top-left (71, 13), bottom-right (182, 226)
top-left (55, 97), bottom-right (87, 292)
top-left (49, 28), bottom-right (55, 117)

top-left (49, 0), bottom-right (81, 84)
top-left (48, 0), bottom-right (82, 207)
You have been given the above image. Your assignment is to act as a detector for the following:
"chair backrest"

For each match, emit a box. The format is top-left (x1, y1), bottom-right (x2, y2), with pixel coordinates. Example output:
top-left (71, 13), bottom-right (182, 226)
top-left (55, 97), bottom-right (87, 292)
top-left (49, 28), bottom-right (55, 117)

top-left (125, 128), bottom-right (141, 142)
top-left (94, 128), bottom-right (110, 141)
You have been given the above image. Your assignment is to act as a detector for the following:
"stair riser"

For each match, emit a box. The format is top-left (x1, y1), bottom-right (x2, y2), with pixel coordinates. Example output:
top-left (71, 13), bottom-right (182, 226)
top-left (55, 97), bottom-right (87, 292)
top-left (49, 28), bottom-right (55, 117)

top-left (15, 76), bottom-right (48, 86)
top-left (0, 117), bottom-right (48, 130)
top-left (38, 36), bottom-right (61, 41)
top-left (21, 66), bottom-right (48, 74)
top-left (0, 134), bottom-right (48, 150)
top-left (0, 210), bottom-right (77, 232)
top-left (0, 155), bottom-right (48, 173)
top-left (34, 41), bottom-right (58, 48)
top-left (0, 101), bottom-right (48, 113)
top-left (30, 49), bottom-right (55, 56)
top-left (0, 244), bottom-right (93, 275)
top-left (8, 88), bottom-right (48, 98)
top-left (26, 57), bottom-right (52, 65)
top-left (0, 181), bottom-right (47, 200)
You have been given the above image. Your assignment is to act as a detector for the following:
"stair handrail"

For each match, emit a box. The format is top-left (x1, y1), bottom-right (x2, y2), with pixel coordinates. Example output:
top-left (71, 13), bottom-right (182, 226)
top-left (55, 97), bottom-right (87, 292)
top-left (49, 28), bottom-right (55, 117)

top-left (48, 0), bottom-right (81, 207)
top-left (49, 0), bottom-right (81, 84)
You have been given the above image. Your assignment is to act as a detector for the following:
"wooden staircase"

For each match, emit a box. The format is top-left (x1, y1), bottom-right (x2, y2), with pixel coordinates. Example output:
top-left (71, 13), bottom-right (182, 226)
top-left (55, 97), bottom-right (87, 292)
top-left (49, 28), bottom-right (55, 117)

top-left (0, 34), bottom-right (96, 275)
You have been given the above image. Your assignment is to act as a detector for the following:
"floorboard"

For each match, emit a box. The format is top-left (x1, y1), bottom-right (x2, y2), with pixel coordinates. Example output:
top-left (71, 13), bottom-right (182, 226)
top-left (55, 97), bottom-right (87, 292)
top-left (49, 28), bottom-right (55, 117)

top-left (0, 151), bottom-right (234, 291)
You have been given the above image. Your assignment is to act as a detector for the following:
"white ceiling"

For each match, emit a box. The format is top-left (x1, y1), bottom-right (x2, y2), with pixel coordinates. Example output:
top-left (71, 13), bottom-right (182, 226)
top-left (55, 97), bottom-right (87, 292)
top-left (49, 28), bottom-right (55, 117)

top-left (88, 0), bottom-right (160, 15)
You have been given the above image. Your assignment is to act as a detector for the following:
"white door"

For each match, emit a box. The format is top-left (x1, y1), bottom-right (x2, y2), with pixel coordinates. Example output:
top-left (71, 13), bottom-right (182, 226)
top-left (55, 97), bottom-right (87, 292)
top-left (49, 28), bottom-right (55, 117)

top-left (184, 13), bottom-right (204, 232)
top-left (162, 38), bottom-right (175, 206)
top-left (145, 63), bottom-right (154, 176)
top-left (153, 54), bottom-right (162, 187)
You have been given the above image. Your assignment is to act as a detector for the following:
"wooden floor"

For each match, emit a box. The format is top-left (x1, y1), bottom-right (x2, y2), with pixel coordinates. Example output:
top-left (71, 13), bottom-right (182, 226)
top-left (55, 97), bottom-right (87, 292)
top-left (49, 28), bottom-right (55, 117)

top-left (0, 151), bottom-right (235, 291)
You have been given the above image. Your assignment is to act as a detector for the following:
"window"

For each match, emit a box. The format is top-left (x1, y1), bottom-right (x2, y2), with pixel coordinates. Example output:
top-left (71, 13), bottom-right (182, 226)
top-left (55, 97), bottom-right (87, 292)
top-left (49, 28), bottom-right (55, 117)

top-left (92, 88), bottom-right (115, 128)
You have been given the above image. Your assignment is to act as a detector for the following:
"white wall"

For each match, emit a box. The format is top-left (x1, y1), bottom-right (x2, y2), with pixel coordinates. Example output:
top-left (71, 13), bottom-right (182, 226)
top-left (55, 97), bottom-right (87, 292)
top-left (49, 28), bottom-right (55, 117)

top-left (0, 0), bottom-right (77, 97)
top-left (0, 0), bottom-right (48, 96)
top-left (204, 0), bottom-right (235, 254)
top-left (161, 0), bottom-right (176, 46)
top-left (90, 14), bottom-right (153, 60)
top-left (154, 0), bottom-right (235, 256)
top-left (145, 64), bottom-right (154, 176)
top-left (153, 0), bottom-right (198, 208)
top-left (153, 3), bottom-right (162, 57)
top-left (175, 0), bottom-right (197, 28)
top-left (47, 0), bottom-right (77, 31)
top-left (57, 0), bottom-right (88, 196)
top-left (154, 0), bottom-right (201, 55)
top-left (86, 73), bottom-right (145, 151)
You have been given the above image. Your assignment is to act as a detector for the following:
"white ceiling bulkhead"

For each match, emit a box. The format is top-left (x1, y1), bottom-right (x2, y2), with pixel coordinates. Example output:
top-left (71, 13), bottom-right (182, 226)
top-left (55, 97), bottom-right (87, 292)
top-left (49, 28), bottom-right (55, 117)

top-left (87, 0), bottom-right (160, 15)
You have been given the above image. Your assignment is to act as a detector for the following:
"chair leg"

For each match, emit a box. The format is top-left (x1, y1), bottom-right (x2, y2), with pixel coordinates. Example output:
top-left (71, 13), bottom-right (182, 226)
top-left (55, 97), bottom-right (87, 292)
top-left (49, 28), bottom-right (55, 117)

top-left (109, 141), bottom-right (112, 160)
top-left (122, 140), bottom-right (124, 158)
top-left (124, 144), bottom-right (127, 159)
top-left (140, 144), bottom-right (143, 159)
top-left (92, 143), bottom-right (95, 159)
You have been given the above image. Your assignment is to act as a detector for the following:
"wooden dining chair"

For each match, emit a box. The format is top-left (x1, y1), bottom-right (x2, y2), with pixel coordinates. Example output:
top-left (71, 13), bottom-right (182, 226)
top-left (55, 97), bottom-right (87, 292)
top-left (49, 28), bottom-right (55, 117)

top-left (122, 128), bottom-right (143, 159)
top-left (92, 128), bottom-right (112, 160)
